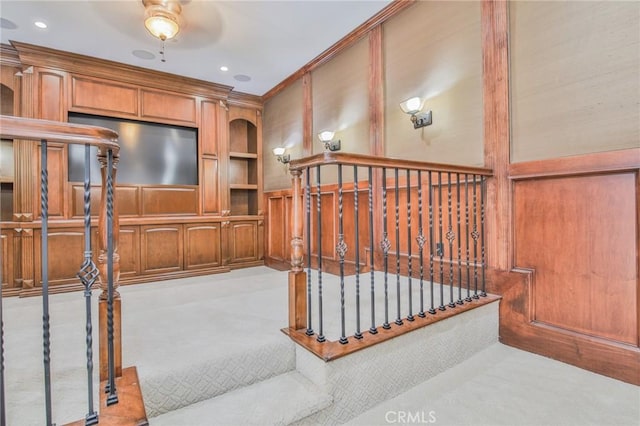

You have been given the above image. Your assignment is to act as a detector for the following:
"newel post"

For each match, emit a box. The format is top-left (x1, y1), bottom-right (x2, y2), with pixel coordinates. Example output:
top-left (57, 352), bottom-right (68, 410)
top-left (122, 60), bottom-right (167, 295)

top-left (289, 169), bottom-right (307, 330)
top-left (97, 147), bottom-right (121, 381)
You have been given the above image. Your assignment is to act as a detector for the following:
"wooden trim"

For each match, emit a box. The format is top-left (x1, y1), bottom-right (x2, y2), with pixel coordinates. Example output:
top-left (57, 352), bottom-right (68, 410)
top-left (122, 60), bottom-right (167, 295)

top-left (302, 73), bottom-right (313, 156)
top-left (481, 0), bottom-right (511, 271)
top-left (369, 26), bottom-right (384, 157)
top-left (262, 0), bottom-right (416, 101)
top-left (283, 294), bottom-right (500, 361)
top-left (289, 152), bottom-right (494, 175)
top-left (12, 41), bottom-right (232, 100)
top-left (509, 148), bottom-right (640, 179)
top-left (0, 43), bottom-right (21, 67)
top-left (227, 91), bottom-right (264, 110)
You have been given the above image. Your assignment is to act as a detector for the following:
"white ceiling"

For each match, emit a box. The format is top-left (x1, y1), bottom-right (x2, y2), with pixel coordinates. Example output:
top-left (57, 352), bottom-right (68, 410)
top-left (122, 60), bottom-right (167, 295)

top-left (0, 0), bottom-right (393, 96)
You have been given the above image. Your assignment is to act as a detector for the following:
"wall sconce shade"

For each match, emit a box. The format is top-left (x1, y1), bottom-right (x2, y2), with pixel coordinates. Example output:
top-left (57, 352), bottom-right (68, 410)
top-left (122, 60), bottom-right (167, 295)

top-left (317, 131), bottom-right (341, 152)
top-left (272, 147), bottom-right (290, 163)
top-left (400, 96), bottom-right (432, 129)
top-left (143, 0), bottom-right (182, 41)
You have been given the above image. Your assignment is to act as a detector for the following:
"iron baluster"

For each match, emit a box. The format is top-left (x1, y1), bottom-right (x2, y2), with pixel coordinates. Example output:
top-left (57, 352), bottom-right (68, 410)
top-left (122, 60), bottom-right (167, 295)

top-left (394, 168), bottom-right (403, 326)
top-left (465, 174), bottom-right (472, 302)
top-left (41, 140), bottom-right (53, 426)
top-left (447, 172), bottom-right (455, 308)
top-left (406, 170), bottom-right (414, 321)
top-left (381, 168), bottom-right (390, 329)
top-left (456, 173), bottom-right (463, 305)
top-left (438, 172), bottom-right (445, 311)
top-left (472, 174), bottom-right (479, 299)
top-left (353, 166), bottom-right (362, 339)
top-left (105, 149), bottom-right (118, 405)
top-left (368, 167), bottom-right (377, 334)
top-left (428, 171), bottom-right (436, 315)
top-left (77, 144), bottom-right (99, 425)
top-left (481, 177), bottom-right (487, 297)
top-left (0, 232), bottom-right (5, 426)
top-left (336, 165), bottom-right (348, 344)
top-left (305, 167), bottom-right (313, 336)
top-left (316, 165), bottom-right (326, 342)
top-left (416, 170), bottom-right (426, 318)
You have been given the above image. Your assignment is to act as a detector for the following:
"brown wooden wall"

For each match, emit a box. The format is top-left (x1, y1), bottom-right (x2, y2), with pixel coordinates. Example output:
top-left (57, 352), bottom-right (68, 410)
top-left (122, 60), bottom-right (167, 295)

top-left (1, 42), bottom-right (265, 296)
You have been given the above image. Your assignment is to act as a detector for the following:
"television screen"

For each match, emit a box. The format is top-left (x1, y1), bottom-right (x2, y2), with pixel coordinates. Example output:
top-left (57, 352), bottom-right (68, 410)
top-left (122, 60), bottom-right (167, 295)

top-left (68, 113), bottom-right (198, 185)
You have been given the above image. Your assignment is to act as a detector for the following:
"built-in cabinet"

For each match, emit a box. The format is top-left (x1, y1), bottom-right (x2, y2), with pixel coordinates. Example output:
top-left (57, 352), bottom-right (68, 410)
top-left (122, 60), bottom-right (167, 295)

top-left (0, 42), bottom-right (265, 295)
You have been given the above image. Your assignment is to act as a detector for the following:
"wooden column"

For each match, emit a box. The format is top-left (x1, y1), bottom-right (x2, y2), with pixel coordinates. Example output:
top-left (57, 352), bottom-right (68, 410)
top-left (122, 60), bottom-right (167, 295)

top-left (97, 147), bottom-right (121, 381)
top-left (481, 0), bottom-right (511, 271)
top-left (288, 169), bottom-right (306, 330)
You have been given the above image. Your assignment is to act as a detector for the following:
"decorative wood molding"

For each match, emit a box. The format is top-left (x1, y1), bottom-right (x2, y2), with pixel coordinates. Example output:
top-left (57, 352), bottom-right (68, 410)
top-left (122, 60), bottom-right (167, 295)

top-left (262, 0), bottom-right (416, 101)
top-left (227, 90), bottom-right (264, 110)
top-left (11, 41), bottom-right (233, 100)
top-left (368, 26), bottom-right (384, 157)
top-left (302, 73), bottom-right (313, 156)
top-left (481, 0), bottom-right (511, 271)
top-left (509, 148), bottom-right (640, 179)
top-left (0, 43), bottom-right (21, 67)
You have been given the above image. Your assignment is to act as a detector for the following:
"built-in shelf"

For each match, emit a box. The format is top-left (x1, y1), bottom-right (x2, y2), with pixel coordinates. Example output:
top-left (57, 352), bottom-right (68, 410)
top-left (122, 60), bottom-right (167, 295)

top-left (229, 152), bottom-right (258, 159)
top-left (230, 183), bottom-right (258, 190)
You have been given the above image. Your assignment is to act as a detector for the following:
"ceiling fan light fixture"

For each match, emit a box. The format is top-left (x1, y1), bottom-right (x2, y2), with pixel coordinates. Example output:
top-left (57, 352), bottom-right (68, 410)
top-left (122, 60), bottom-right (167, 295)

top-left (143, 1), bottom-right (181, 41)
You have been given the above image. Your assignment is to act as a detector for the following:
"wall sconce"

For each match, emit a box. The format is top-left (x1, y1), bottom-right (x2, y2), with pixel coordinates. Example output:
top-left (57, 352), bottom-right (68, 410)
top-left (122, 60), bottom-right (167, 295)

top-left (272, 147), bottom-right (290, 163)
top-left (400, 97), bottom-right (432, 129)
top-left (318, 131), bottom-right (341, 152)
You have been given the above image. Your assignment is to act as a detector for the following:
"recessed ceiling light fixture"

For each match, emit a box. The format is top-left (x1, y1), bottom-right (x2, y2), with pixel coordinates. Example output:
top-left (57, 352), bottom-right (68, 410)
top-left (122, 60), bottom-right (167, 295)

top-left (220, 66), bottom-right (229, 72)
top-left (34, 21), bottom-right (47, 29)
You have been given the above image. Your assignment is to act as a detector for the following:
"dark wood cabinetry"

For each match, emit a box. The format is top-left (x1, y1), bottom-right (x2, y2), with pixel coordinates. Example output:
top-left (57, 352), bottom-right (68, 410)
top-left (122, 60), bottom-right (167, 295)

top-left (1, 42), bottom-right (265, 295)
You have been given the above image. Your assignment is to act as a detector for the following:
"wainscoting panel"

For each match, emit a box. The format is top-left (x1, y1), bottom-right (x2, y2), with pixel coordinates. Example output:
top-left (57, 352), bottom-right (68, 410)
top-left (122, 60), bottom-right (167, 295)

top-left (514, 172), bottom-right (637, 345)
top-left (140, 225), bottom-right (184, 274)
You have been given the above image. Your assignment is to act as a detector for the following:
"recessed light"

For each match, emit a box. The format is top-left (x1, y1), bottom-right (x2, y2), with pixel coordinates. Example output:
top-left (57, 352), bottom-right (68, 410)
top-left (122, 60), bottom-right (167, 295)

top-left (34, 21), bottom-right (47, 29)
top-left (220, 66), bottom-right (229, 72)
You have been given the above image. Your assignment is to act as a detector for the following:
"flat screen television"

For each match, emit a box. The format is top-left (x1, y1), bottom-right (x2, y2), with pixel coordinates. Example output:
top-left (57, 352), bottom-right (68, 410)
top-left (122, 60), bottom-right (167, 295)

top-left (68, 113), bottom-right (198, 185)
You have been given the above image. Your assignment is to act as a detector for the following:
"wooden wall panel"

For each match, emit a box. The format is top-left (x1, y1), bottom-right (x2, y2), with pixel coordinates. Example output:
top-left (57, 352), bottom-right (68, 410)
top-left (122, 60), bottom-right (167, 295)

top-left (202, 158), bottom-right (220, 214)
top-left (267, 195), bottom-right (286, 262)
top-left (0, 229), bottom-right (14, 290)
top-left (184, 224), bottom-right (221, 269)
top-left (34, 228), bottom-right (84, 286)
top-left (514, 172), bottom-right (637, 345)
top-left (141, 186), bottom-right (198, 216)
top-left (71, 185), bottom-right (140, 217)
top-left (118, 226), bottom-right (140, 278)
top-left (38, 71), bottom-right (65, 121)
top-left (40, 144), bottom-right (66, 218)
top-left (201, 101), bottom-right (218, 155)
top-left (70, 76), bottom-right (138, 117)
top-left (140, 225), bottom-right (183, 274)
top-left (141, 90), bottom-right (197, 125)
top-left (229, 221), bottom-right (258, 263)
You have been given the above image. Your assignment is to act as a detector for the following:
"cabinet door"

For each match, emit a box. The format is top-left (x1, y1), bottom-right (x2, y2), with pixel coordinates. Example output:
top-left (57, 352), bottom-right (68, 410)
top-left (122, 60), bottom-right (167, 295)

top-left (140, 225), bottom-right (184, 274)
top-left (1, 229), bottom-right (14, 290)
top-left (184, 223), bottom-right (221, 270)
top-left (228, 221), bottom-right (258, 264)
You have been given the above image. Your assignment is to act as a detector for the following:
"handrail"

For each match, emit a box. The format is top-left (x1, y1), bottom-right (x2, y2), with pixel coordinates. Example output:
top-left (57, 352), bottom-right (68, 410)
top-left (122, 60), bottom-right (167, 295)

top-left (0, 114), bottom-right (121, 425)
top-left (0, 115), bottom-right (119, 152)
top-left (287, 152), bottom-right (494, 361)
top-left (288, 151), bottom-right (493, 176)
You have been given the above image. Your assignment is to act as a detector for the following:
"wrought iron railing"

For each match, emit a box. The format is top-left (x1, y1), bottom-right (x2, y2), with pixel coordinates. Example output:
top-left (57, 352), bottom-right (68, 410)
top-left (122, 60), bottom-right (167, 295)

top-left (286, 152), bottom-right (496, 359)
top-left (0, 115), bottom-right (120, 426)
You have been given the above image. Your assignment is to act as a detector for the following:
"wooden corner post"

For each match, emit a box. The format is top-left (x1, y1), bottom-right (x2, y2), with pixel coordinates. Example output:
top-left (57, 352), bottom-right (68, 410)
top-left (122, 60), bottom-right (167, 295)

top-left (288, 169), bottom-right (307, 331)
top-left (97, 147), bottom-right (122, 381)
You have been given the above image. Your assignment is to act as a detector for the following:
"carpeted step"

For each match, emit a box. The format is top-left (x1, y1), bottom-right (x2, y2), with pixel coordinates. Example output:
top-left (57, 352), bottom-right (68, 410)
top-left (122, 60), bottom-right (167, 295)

top-left (149, 371), bottom-right (333, 425)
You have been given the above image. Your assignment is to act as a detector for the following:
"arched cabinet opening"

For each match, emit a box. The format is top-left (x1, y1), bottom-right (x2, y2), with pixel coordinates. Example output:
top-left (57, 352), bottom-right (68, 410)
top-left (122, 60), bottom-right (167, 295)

top-left (228, 118), bottom-right (258, 216)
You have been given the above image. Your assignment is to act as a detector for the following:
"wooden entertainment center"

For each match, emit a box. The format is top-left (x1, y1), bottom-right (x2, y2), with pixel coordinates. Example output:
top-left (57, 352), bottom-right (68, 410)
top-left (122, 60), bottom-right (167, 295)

top-left (0, 42), bottom-right (265, 296)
